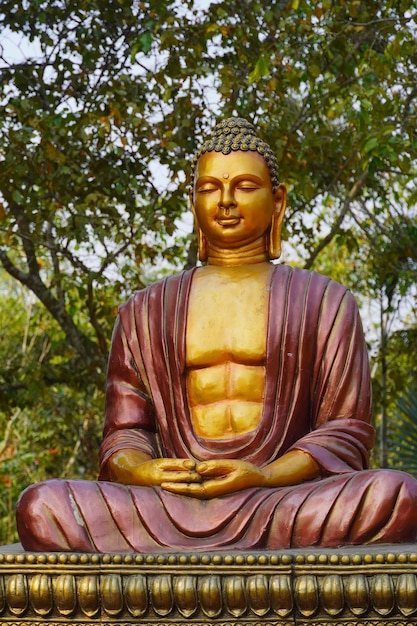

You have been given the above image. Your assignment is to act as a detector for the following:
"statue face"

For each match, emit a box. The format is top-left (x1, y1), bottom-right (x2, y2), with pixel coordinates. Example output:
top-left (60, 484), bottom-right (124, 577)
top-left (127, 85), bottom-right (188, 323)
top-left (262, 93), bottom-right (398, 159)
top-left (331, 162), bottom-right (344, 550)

top-left (192, 151), bottom-right (282, 250)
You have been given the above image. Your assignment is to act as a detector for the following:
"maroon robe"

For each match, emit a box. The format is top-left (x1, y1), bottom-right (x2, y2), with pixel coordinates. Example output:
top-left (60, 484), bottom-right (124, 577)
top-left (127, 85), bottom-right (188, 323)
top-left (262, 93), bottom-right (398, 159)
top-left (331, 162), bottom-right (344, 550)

top-left (16, 265), bottom-right (417, 552)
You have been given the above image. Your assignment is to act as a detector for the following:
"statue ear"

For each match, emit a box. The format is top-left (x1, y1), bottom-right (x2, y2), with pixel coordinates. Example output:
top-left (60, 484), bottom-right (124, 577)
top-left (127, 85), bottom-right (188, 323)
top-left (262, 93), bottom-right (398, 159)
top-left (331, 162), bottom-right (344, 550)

top-left (268, 184), bottom-right (287, 260)
top-left (189, 189), bottom-right (208, 262)
top-left (197, 227), bottom-right (209, 262)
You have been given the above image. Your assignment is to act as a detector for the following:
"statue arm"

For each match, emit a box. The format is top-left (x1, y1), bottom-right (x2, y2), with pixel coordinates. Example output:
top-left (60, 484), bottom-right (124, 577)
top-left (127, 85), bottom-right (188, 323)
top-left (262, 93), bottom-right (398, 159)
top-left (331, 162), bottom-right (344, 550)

top-left (101, 311), bottom-right (200, 486)
top-left (262, 449), bottom-right (320, 486)
top-left (99, 314), bottom-right (159, 480)
top-left (284, 285), bottom-right (374, 476)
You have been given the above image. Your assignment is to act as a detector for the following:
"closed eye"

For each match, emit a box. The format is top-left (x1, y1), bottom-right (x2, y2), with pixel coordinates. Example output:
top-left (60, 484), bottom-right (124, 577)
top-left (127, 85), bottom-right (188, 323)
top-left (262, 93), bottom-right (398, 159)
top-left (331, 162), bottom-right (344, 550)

top-left (236, 185), bottom-right (259, 191)
top-left (197, 186), bottom-right (218, 194)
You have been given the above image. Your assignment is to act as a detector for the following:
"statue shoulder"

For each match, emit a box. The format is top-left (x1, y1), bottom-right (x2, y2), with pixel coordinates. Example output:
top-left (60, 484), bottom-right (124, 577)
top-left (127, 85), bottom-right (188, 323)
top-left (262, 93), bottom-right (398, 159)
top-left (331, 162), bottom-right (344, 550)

top-left (118, 268), bottom-right (196, 319)
top-left (272, 264), bottom-right (359, 323)
top-left (275, 264), bottom-right (354, 298)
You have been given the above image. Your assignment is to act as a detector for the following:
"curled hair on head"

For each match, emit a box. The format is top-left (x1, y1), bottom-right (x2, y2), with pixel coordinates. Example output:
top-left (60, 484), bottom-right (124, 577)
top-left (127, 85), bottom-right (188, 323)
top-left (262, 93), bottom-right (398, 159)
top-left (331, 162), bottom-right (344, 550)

top-left (190, 117), bottom-right (279, 192)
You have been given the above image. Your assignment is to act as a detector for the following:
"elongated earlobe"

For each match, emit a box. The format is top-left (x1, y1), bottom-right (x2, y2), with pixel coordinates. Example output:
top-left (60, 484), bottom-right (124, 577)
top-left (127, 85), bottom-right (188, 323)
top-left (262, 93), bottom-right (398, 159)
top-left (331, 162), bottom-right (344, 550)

top-left (197, 227), bottom-right (208, 262)
top-left (190, 190), bottom-right (208, 263)
top-left (267, 214), bottom-right (282, 260)
top-left (268, 183), bottom-right (287, 260)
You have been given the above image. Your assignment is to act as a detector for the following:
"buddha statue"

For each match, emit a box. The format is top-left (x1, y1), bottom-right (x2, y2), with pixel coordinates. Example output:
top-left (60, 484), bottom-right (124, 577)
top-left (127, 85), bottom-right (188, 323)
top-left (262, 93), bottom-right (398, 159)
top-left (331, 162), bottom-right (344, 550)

top-left (16, 118), bottom-right (417, 552)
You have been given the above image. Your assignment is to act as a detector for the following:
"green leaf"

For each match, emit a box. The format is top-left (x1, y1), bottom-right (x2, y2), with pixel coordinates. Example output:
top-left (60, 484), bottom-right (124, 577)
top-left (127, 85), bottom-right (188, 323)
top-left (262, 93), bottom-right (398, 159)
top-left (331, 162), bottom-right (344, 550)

top-left (12, 190), bottom-right (24, 203)
top-left (363, 137), bottom-right (378, 153)
top-left (248, 55), bottom-right (270, 84)
top-left (309, 63), bottom-right (321, 78)
top-left (131, 32), bottom-right (153, 60)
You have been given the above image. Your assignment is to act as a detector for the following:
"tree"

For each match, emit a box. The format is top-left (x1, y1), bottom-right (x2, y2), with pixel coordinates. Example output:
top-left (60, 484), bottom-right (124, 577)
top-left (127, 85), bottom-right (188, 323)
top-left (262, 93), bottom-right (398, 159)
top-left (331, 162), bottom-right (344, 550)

top-left (363, 223), bottom-right (416, 465)
top-left (0, 270), bottom-right (103, 541)
top-left (388, 386), bottom-right (417, 477)
top-left (0, 0), bottom-right (416, 541)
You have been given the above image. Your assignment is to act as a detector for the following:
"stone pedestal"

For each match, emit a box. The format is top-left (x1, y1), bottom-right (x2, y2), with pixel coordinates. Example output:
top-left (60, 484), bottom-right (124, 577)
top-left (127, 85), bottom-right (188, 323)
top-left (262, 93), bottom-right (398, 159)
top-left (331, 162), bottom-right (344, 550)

top-left (1, 544), bottom-right (417, 624)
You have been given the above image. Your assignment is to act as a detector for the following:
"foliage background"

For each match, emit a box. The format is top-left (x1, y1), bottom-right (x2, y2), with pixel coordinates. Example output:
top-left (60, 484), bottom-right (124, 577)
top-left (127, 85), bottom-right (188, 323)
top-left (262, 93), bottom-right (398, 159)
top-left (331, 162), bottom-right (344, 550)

top-left (0, 0), bottom-right (416, 542)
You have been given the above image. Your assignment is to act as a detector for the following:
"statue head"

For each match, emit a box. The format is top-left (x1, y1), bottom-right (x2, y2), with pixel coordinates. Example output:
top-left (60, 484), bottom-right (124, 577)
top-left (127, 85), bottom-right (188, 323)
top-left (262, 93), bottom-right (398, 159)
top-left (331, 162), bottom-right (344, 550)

top-left (190, 118), bottom-right (286, 263)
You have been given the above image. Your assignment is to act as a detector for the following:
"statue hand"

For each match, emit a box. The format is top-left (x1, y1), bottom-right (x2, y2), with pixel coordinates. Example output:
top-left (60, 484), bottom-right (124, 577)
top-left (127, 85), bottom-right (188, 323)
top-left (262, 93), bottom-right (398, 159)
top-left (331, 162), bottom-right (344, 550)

top-left (162, 459), bottom-right (266, 499)
top-left (108, 450), bottom-right (201, 486)
top-left (132, 458), bottom-right (201, 487)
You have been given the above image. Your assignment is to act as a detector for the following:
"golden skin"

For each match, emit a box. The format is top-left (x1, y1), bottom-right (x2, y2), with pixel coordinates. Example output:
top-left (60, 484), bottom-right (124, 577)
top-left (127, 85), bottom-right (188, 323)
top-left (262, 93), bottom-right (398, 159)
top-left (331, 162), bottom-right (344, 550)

top-left (186, 260), bottom-right (272, 439)
top-left (108, 151), bottom-right (320, 497)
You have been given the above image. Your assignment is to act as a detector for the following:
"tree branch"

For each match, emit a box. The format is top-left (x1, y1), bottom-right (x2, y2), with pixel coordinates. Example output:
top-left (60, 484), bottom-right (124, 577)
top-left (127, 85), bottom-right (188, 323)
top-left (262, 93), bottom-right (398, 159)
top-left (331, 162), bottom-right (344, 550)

top-left (303, 169), bottom-right (369, 270)
top-left (0, 248), bottom-right (101, 372)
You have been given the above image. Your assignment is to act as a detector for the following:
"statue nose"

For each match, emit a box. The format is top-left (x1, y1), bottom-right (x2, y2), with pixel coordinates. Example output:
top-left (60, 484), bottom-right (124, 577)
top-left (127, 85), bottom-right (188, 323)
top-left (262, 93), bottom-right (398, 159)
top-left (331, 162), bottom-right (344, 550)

top-left (218, 203), bottom-right (238, 218)
top-left (218, 189), bottom-right (237, 215)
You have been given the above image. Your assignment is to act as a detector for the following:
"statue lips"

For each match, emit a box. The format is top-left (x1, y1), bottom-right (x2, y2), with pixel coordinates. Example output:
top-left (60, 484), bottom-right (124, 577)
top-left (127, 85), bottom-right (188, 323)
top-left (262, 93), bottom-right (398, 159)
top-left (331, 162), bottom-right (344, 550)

top-left (216, 217), bottom-right (241, 227)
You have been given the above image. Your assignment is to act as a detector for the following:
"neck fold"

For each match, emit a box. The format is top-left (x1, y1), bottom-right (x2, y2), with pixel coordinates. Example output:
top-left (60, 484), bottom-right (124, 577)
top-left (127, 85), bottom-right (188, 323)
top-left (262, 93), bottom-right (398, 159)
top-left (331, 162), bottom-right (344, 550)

top-left (207, 237), bottom-right (269, 267)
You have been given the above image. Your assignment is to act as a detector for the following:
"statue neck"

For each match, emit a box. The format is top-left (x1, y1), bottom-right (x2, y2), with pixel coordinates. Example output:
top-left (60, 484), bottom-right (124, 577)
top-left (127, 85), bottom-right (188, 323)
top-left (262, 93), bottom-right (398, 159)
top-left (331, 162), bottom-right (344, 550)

top-left (207, 237), bottom-right (269, 267)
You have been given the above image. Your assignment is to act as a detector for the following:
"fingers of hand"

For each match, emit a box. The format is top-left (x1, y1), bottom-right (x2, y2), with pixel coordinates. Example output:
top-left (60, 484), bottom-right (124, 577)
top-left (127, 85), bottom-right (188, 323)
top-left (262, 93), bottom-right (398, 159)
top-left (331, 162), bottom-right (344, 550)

top-left (157, 459), bottom-right (196, 471)
top-left (160, 471), bottom-right (201, 483)
top-left (161, 482), bottom-right (207, 499)
top-left (197, 460), bottom-right (233, 476)
top-left (198, 478), bottom-right (227, 498)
